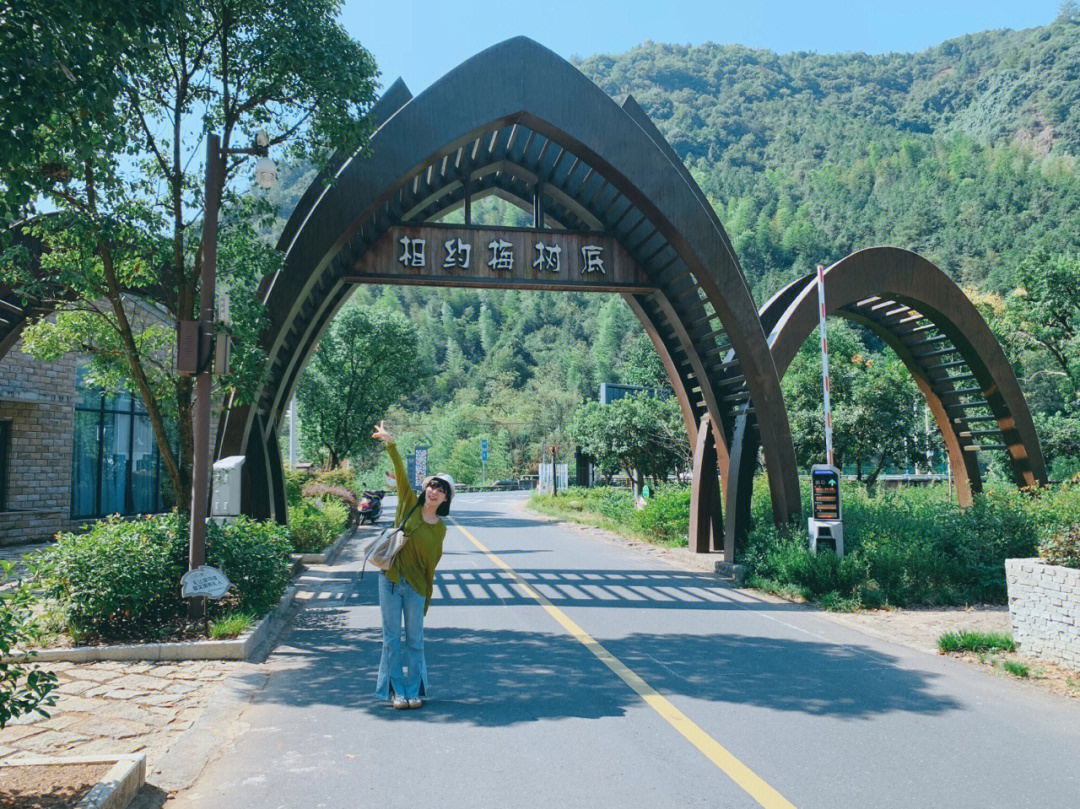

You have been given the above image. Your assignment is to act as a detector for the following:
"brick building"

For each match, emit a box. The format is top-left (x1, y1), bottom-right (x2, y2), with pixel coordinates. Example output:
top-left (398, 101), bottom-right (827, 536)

top-left (0, 307), bottom-right (176, 546)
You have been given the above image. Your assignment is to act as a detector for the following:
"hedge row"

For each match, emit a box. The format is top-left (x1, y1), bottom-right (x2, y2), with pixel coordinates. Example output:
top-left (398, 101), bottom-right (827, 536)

top-left (30, 513), bottom-right (291, 641)
top-left (530, 479), bottom-right (1080, 609)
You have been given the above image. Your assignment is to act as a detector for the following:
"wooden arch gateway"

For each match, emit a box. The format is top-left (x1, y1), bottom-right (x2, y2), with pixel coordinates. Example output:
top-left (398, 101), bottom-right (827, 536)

top-left (722, 246), bottom-right (1048, 555)
top-left (216, 36), bottom-right (803, 547)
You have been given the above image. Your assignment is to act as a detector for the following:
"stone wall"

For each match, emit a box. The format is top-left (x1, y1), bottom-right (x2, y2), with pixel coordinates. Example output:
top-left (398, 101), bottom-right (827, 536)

top-left (1005, 558), bottom-right (1080, 671)
top-left (0, 342), bottom-right (82, 545)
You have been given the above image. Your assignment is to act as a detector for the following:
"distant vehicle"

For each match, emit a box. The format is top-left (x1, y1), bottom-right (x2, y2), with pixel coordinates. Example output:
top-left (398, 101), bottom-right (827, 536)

top-left (358, 490), bottom-right (385, 525)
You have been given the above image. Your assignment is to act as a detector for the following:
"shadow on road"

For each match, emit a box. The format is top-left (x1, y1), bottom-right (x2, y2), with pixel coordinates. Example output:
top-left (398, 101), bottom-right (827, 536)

top-left (431, 567), bottom-right (807, 612)
top-left (256, 600), bottom-right (961, 726)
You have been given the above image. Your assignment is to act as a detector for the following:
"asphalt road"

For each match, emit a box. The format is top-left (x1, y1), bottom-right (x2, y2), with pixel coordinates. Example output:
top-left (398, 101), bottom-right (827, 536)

top-left (174, 492), bottom-right (1080, 808)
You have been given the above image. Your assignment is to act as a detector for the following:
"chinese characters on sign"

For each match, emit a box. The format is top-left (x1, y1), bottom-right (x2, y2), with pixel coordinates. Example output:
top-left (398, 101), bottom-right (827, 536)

top-left (443, 238), bottom-right (471, 269)
top-left (580, 244), bottom-right (605, 274)
top-left (533, 241), bottom-right (561, 272)
top-left (398, 236), bottom-right (426, 267)
top-left (398, 231), bottom-right (608, 277)
top-left (377, 226), bottom-right (643, 289)
top-left (487, 239), bottom-right (514, 270)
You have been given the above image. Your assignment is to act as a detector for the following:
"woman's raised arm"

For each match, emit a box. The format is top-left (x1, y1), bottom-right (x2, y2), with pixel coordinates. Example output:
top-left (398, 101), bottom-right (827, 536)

top-left (373, 421), bottom-right (417, 512)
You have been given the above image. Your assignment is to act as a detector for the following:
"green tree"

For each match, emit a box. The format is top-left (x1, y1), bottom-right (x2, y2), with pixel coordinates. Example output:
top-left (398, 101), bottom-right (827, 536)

top-left (593, 297), bottom-right (628, 385)
top-left (0, 0), bottom-right (162, 222)
top-left (296, 304), bottom-right (419, 469)
top-left (1, 0), bottom-right (378, 509)
top-left (569, 393), bottom-right (689, 492)
top-left (782, 321), bottom-right (922, 482)
top-left (1002, 253), bottom-right (1080, 477)
top-left (1006, 254), bottom-right (1080, 402)
top-left (619, 332), bottom-right (671, 391)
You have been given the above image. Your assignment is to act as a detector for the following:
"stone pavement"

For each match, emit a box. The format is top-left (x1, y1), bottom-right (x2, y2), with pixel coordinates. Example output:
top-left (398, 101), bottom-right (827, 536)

top-left (0, 659), bottom-right (239, 768)
top-left (0, 542), bottom-right (49, 590)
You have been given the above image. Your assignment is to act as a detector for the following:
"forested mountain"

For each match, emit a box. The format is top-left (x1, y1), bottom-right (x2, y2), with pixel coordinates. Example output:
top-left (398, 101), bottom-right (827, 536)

top-left (279, 12), bottom-right (1080, 479)
top-left (576, 9), bottom-right (1080, 295)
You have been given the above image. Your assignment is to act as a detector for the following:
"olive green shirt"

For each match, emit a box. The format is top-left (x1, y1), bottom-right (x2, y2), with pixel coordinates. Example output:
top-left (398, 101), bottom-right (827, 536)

top-left (384, 442), bottom-right (445, 615)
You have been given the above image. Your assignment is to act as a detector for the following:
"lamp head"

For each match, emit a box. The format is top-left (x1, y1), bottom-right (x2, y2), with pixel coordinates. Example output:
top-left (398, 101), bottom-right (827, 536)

top-left (254, 155), bottom-right (277, 189)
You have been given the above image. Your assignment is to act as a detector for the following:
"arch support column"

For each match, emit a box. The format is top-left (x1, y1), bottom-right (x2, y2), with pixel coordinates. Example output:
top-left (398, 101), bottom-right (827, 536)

top-left (689, 413), bottom-right (724, 556)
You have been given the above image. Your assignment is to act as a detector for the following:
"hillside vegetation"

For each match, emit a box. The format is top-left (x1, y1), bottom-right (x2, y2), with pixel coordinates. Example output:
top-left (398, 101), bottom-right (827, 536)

top-left (279, 13), bottom-right (1080, 482)
top-left (576, 11), bottom-right (1080, 295)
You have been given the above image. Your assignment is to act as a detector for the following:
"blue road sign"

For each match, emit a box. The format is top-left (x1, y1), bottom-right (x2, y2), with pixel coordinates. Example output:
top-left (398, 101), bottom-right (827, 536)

top-left (481, 438), bottom-right (488, 462)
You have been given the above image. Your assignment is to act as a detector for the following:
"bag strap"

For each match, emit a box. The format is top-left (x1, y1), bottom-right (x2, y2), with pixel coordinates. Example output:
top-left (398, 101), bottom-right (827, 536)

top-left (395, 500), bottom-right (421, 533)
top-left (360, 500), bottom-right (421, 580)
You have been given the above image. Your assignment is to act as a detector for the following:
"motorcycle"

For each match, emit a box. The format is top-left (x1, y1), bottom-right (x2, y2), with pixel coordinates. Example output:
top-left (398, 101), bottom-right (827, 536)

top-left (358, 490), bottom-right (385, 525)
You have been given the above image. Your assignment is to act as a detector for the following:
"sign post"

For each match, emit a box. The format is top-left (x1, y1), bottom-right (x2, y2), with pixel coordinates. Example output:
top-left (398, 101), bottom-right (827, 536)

top-left (808, 263), bottom-right (843, 555)
top-left (413, 446), bottom-right (429, 490)
top-left (808, 464), bottom-right (844, 556)
top-left (481, 438), bottom-right (488, 486)
top-left (816, 264), bottom-right (835, 468)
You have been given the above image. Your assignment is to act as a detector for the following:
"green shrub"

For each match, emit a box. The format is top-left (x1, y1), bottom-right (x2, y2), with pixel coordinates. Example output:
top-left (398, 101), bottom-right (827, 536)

top-left (284, 469), bottom-right (313, 508)
top-left (937, 630), bottom-right (1016, 653)
top-left (205, 517), bottom-right (292, 616)
top-left (743, 480), bottom-right (1080, 608)
top-left (1039, 524), bottom-right (1080, 568)
top-left (533, 477), bottom-right (1080, 609)
top-left (1, 562), bottom-right (58, 729)
top-left (31, 513), bottom-right (292, 641)
top-left (32, 513), bottom-right (187, 640)
top-left (316, 468), bottom-right (356, 489)
top-left (288, 498), bottom-right (348, 554)
top-left (633, 487), bottom-right (691, 545)
top-left (301, 482), bottom-right (359, 511)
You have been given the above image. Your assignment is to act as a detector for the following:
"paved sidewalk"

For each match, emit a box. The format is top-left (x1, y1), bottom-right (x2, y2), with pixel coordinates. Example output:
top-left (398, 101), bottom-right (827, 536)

top-left (0, 659), bottom-right (239, 765)
top-left (0, 542), bottom-right (49, 590)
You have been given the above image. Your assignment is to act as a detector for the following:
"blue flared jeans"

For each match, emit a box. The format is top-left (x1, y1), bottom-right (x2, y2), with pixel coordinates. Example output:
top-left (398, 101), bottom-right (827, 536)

top-left (375, 572), bottom-right (429, 700)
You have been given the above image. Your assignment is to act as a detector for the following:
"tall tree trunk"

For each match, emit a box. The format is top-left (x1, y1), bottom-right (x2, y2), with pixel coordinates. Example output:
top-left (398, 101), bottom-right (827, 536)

top-left (866, 454), bottom-right (889, 488)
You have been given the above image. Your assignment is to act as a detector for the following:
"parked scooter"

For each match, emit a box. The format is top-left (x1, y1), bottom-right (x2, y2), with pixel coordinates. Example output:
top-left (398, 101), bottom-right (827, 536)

top-left (358, 490), bottom-right (385, 525)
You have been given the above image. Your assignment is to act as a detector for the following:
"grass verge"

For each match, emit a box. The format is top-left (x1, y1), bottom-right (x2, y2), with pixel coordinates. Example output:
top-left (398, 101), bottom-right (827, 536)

top-left (937, 630), bottom-right (1016, 654)
top-left (1002, 659), bottom-right (1030, 678)
top-left (208, 611), bottom-right (254, 640)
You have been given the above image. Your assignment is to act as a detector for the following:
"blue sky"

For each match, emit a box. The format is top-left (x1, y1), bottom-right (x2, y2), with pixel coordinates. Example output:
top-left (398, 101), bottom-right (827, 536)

top-left (340, 0), bottom-right (1065, 94)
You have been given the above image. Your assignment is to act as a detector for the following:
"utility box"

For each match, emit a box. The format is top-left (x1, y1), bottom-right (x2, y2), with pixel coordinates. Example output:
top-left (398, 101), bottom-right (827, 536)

top-left (808, 464), bottom-right (843, 556)
top-left (211, 455), bottom-right (245, 524)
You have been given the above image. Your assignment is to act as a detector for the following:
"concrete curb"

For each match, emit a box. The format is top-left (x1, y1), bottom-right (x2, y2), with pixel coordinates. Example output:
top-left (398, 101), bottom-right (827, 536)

top-left (1, 586), bottom-right (298, 665)
top-left (1, 753), bottom-right (146, 809)
top-left (148, 589), bottom-right (300, 793)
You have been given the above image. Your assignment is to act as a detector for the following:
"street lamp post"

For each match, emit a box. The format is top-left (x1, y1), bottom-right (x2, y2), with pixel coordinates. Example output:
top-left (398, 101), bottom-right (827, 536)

top-left (184, 131), bottom-right (274, 617)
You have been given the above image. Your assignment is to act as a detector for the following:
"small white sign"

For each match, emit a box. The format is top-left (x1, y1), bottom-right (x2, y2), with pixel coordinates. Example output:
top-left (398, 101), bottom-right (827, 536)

top-left (181, 566), bottom-right (231, 599)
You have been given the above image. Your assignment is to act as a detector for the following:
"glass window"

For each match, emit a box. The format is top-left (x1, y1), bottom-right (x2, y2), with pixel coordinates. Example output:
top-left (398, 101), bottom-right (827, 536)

top-left (71, 411), bottom-right (100, 518)
top-left (131, 415), bottom-right (157, 513)
top-left (71, 363), bottom-right (174, 519)
top-left (100, 411), bottom-right (131, 516)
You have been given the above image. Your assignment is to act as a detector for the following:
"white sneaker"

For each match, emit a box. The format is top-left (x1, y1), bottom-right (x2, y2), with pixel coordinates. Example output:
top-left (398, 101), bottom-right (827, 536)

top-left (392, 695), bottom-right (408, 710)
top-left (407, 697), bottom-right (422, 709)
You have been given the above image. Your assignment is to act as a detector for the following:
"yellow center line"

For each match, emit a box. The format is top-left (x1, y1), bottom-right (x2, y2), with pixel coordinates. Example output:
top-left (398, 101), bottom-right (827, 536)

top-left (448, 517), bottom-right (798, 809)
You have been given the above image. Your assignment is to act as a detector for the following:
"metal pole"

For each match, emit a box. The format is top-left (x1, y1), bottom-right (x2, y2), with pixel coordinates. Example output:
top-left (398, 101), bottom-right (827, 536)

top-left (816, 264), bottom-right (834, 467)
top-left (189, 134), bottom-right (221, 588)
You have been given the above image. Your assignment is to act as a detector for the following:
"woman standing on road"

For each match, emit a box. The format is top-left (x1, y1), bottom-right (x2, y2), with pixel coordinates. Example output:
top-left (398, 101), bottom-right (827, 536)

top-left (371, 420), bottom-right (453, 709)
